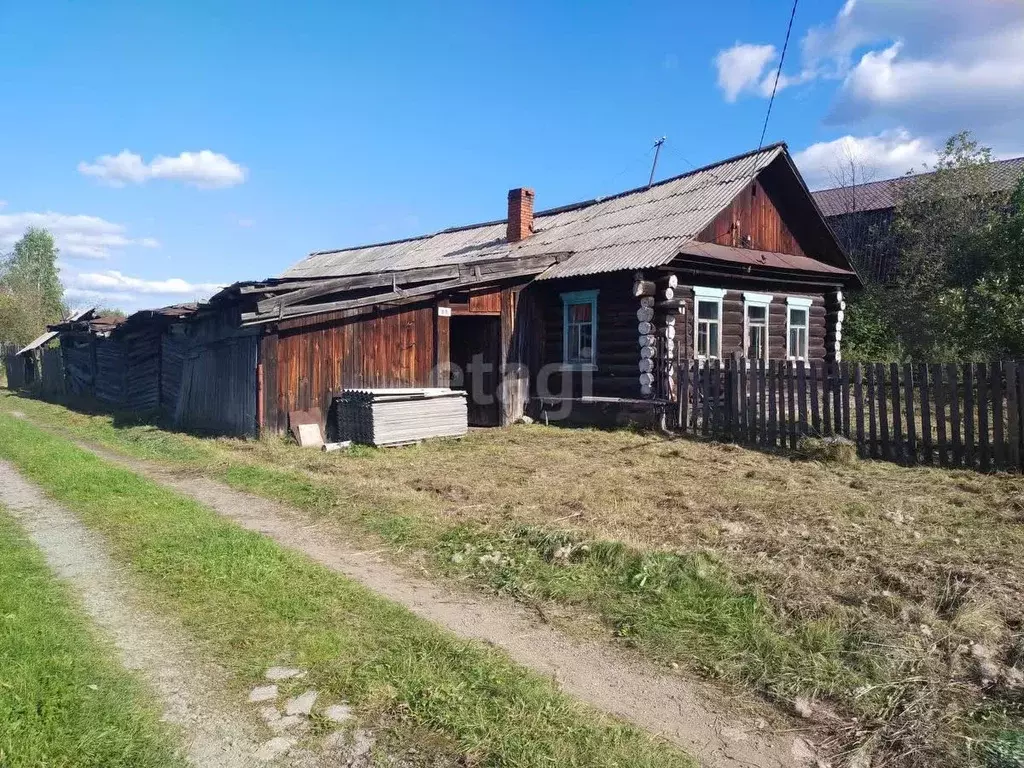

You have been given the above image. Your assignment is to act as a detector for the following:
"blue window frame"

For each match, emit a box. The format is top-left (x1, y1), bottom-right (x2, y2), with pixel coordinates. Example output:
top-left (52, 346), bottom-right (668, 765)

top-left (560, 289), bottom-right (599, 367)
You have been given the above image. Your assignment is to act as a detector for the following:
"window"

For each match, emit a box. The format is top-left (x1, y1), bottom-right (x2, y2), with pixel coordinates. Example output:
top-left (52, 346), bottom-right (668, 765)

top-left (743, 292), bottom-right (773, 361)
top-left (786, 296), bottom-right (812, 361)
top-left (693, 286), bottom-right (725, 360)
top-left (561, 290), bottom-right (598, 367)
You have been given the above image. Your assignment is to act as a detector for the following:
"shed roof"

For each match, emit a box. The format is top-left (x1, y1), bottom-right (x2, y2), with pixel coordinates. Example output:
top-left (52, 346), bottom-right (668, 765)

top-left (812, 156), bottom-right (1024, 217)
top-left (17, 308), bottom-right (94, 355)
top-left (49, 313), bottom-right (126, 337)
top-left (283, 143), bottom-right (838, 282)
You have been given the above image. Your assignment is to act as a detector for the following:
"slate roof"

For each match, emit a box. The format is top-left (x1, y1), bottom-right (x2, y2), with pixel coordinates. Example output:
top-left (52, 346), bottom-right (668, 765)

top-left (812, 156), bottom-right (1024, 217)
top-left (282, 144), bottom-right (810, 282)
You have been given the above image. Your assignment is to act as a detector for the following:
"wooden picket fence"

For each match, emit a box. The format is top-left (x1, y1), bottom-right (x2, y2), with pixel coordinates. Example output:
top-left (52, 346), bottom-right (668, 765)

top-left (674, 358), bottom-right (1024, 473)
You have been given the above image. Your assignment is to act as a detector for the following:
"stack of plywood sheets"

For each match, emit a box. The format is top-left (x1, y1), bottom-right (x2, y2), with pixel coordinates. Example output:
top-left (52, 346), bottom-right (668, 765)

top-left (335, 388), bottom-right (469, 447)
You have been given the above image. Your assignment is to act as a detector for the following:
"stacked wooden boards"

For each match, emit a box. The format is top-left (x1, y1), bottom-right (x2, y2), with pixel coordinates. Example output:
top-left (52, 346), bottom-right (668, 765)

top-left (334, 388), bottom-right (468, 447)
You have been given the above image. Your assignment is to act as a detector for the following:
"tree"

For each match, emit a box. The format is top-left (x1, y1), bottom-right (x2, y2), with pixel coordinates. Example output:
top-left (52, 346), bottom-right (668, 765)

top-left (886, 131), bottom-right (1005, 360)
top-left (843, 131), bottom-right (1022, 362)
top-left (0, 228), bottom-right (66, 346)
top-left (944, 174), bottom-right (1024, 359)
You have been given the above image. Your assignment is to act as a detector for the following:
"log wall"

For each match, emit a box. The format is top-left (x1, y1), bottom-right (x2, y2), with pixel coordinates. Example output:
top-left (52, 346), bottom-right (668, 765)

top-left (531, 272), bottom-right (642, 399)
top-left (675, 285), bottom-right (829, 364)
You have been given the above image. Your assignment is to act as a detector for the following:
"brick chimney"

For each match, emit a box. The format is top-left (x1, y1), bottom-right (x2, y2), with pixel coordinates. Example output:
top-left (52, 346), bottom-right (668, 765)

top-left (507, 187), bottom-right (535, 242)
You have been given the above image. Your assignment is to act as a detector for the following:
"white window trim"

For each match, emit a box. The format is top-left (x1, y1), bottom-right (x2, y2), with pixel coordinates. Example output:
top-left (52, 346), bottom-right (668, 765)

top-left (743, 292), bottom-right (772, 362)
top-left (786, 296), bottom-right (813, 361)
top-left (693, 286), bottom-right (726, 360)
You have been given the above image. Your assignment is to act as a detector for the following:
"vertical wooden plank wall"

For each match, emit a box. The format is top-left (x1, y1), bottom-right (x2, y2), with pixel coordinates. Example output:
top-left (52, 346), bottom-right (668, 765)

top-left (260, 331), bottom-right (280, 434)
top-left (274, 302), bottom-right (436, 434)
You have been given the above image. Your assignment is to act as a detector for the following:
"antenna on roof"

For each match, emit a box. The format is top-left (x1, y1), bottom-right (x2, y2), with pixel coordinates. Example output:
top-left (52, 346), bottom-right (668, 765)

top-left (648, 137), bottom-right (666, 187)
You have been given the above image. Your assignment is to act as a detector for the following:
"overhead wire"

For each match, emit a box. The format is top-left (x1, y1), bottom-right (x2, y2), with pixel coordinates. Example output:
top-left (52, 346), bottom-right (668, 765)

top-left (757, 0), bottom-right (799, 153)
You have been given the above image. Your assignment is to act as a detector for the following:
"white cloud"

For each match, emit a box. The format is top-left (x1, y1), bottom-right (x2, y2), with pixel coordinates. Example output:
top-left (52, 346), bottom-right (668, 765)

top-left (793, 129), bottom-right (939, 190)
top-left (829, 31), bottom-right (1024, 132)
top-left (237, 218), bottom-right (255, 228)
top-left (78, 150), bottom-right (247, 188)
top-left (713, 0), bottom-right (1024, 151)
top-left (62, 270), bottom-right (224, 312)
top-left (714, 43), bottom-right (776, 102)
top-left (0, 211), bottom-right (159, 259)
top-left (70, 270), bottom-right (223, 296)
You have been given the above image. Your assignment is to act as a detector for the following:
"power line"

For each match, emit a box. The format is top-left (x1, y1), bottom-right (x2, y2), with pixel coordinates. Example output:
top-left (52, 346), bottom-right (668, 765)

top-left (756, 0), bottom-right (799, 152)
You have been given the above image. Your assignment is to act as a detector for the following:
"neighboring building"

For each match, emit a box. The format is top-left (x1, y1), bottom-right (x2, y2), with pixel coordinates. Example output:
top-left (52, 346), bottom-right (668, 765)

top-left (812, 156), bottom-right (1024, 283)
top-left (31, 142), bottom-right (861, 436)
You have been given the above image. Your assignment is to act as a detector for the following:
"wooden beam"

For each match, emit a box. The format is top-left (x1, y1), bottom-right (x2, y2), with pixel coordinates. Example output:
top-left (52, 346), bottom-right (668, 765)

top-left (255, 266), bottom-right (462, 313)
top-left (242, 277), bottom-right (466, 323)
top-left (255, 254), bottom-right (561, 315)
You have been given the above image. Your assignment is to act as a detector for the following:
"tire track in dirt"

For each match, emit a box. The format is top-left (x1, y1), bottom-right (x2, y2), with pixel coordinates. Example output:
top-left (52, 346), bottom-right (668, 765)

top-left (54, 433), bottom-right (816, 768)
top-left (0, 458), bottom-right (335, 768)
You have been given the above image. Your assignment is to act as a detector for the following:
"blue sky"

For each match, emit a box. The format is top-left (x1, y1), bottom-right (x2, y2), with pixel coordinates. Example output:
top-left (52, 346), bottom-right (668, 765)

top-left (2, 0), bottom-right (1022, 310)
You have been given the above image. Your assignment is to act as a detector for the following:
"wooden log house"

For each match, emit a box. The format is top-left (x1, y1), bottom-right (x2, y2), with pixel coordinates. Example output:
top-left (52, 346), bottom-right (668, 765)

top-left (37, 142), bottom-right (861, 436)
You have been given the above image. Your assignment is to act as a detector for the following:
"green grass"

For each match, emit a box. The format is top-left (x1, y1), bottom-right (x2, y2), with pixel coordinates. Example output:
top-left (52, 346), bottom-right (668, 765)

top-left (5, 393), bottom-right (1023, 766)
top-left (0, 412), bottom-right (694, 767)
top-left (0, 395), bottom-right (869, 703)
top-left (0, 507), bottom-right (185, 768)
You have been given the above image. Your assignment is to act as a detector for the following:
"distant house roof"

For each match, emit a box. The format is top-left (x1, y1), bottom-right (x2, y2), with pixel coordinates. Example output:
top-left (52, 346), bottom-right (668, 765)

top-left (812, 156), bottom-right (1024, 217)
top-left (282, 143), bottom-right (851, 283)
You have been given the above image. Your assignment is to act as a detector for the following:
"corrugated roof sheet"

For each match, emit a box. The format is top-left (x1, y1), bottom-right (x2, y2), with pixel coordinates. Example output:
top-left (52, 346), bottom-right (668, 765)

top-left (812, 156), bottom-right (1024, 217)
top-left (282, 144), bottom-right (787, 281)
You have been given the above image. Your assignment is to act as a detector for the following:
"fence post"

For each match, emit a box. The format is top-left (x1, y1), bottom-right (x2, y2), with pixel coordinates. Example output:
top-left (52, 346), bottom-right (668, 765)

top-left (768, 361), bottom-right (778, 446)
top-left (797, 362), bottom-right (808, 438)
top-left (735, 358), bottom-right (745, 442)
top-left (854, 364), bottom-right (865, 456)
top-left (890, 363), bottom-right (903, 460)
top-left (903, 363), bottom-right (917, 465)
top-left (691, 361), bottom-right (700, 433)
top-left (701, 362), bottom-right (711, 436)
top-left (677, 362), bottom-right (689, 432)
top-left (876, 363), bottom-right (890, 460)
top-left (946, 363), bottom-right (962, 468)
top-left (867, 363), bottom-right (878, 458)
top-left (919, 363), bottom-right (932, 466)
top-left (747, 359), bottom-right (757, 442)
top-left (992, 362), bottom-right (1005, 469)
top-left (757, 359), bottom-right (767, 444)
top-left (978, 362), bottom-right (990, 472)
top-left (786, 360), bottom-right (797, 449)
top-left (963, 363), bottom-right (976, 469)
top-left (932, 364), bottom-right (948, 467)
top-left (1006, 362), bottom-right (1019, 472)
top-left (822, 362), bottom-right (833, 436)
top-left (809, 361), bottom-right (821, 435)
top-left (840, 362), bottom-right (851, 438)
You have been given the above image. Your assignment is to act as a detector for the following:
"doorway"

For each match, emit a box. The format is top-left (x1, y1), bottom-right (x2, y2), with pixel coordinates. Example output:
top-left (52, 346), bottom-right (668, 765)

top-left (449, 315), bottom-right (501, 426)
